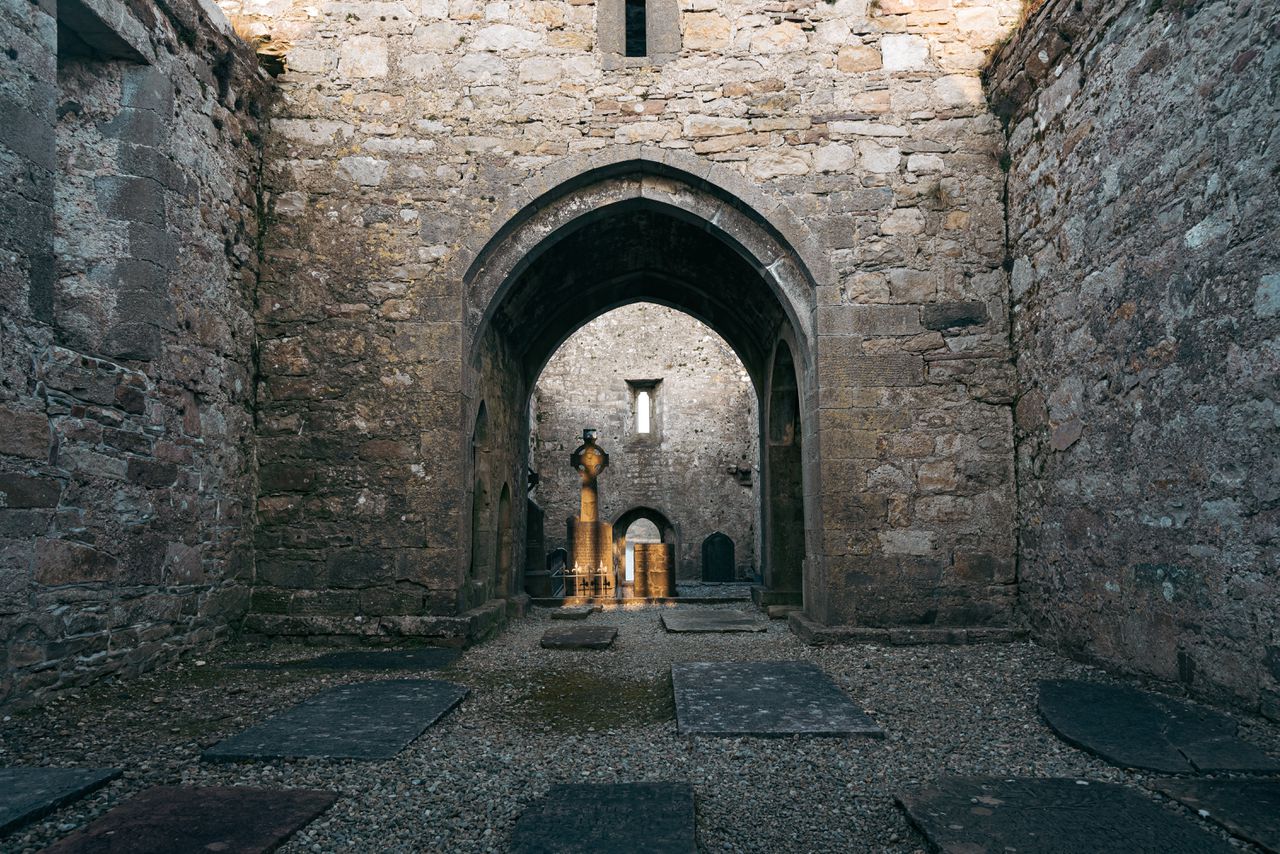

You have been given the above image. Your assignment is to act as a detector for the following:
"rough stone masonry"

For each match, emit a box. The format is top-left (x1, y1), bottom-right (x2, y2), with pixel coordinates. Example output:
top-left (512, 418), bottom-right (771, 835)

top-left (0, 0), bottom-right (1275, 724)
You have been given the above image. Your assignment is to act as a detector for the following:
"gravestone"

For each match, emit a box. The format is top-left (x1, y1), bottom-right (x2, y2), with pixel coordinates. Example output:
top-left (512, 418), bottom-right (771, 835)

top-left (541, 625), bottom-right (618, 650)
top-left (0, 767), bottom-right (120, 836)
top-left (897, 777), bottom-right (1235, 854)
top-left (672, 661), bottom-right (883, 737)
top-left (1156, 778), bottom-right (1280, 853)
top-left (661, 610), bottom-right (766, 633)
top-left (1039, 679), bottom-right (1280, 773)
top-left (550, 605), bottom-right (596, 620)
top-left (511, 782), bottom-right (696, 853)
top-left (701, 532), bottom-right (735, 582)
top-left (41, 786), bottom-right (336, 854)
top-left (203, 679), bottom-right (467, 762)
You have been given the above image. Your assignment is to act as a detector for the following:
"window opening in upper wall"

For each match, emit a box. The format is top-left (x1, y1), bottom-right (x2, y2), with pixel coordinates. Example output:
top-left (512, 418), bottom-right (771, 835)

top-left (627, 379), bottom-right (661, 438)
top-left (636, 390), bottom-right (651, 434)
top-left (625, 0), bottom-right (647, 57)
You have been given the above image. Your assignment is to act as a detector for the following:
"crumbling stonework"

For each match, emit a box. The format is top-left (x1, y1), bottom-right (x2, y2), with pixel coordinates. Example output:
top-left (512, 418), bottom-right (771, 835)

top-left (532, 303), bottom-right (759, 581)
top-left (989, 0), bottom-right (1280, 719)
top-left (0, 0), bottom-right (267, 706)
top-left (230, 0), bottom-right (1023, 635)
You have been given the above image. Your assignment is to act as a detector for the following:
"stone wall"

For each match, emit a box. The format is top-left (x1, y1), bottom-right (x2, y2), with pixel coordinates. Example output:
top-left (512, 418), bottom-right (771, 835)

top-left (532, 303), bottom-right (759, 581)
top-left (0, 0), bottom-right (267, 706)
top-left (990, 0), bottom-right (1280, 718)
top-left (229, 0), bottom-right (1023, 632)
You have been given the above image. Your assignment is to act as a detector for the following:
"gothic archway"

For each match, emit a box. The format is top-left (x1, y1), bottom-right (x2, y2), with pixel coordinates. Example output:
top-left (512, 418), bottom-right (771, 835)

top-left (462, 159), bottom-right (821, 609)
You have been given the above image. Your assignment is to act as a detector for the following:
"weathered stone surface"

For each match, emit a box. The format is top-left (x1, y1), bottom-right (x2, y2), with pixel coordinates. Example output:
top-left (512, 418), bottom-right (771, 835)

top-left (511, 783), bottom-right (696, 854)
top-left (992, 0), bottom-right (1280, 717)
top-left (897, 778), bottom-right (1236, 854)
top-left (672, 661), bottom-right (884, 737)
top-left (1155, 779), bottom-right (1280, 854)
top-left (540, 625), bottom-right (618, 650)
top-left (203, 679), bottom-right (468, 761)
top-left (549, 605), bottom-right (596, 620)
top-left (661, 610), bottom-right (767, 634)
top-left (0, 0), bottom-right (265, 709)
top-left (1038, 680), bottom-right (1280, 773)
top-left (0, 767), bottom-right (120, 836)
top-left (41, 786), bottom-right (336, 854)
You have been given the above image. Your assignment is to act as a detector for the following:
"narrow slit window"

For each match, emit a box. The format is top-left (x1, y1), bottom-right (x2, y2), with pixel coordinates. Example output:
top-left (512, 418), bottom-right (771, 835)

top-left (625, 0), bottom-right (647, 57)
top-left (636, 390), bottom-right (651, 434)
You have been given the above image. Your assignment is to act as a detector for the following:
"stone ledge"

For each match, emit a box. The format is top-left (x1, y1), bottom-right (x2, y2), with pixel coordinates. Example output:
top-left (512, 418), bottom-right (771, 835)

top-left (530, 595), bottom-right (750, 608)
top-left (788, 611), bottom-right (1028, 646)
top-left (243, 599), bottom-right (511, 646)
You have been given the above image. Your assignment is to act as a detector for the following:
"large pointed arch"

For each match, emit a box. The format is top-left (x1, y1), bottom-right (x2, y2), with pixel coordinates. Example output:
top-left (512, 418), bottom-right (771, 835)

top-left (459, 158), bottom-right (824, 609)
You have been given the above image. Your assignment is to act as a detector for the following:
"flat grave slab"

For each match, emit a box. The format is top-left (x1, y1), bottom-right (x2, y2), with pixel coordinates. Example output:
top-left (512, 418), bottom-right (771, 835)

top-left (660, 610), bottom-right (767, 633)
top-left (541, 625), bottom-right (618, 650)
top-left (511, 782), bottom-right (696, 853)
top-left (897, 777), bottom-right (1236, 854)
top-left (234, 646), bottom-right (460, 671)
top-left (1039, 679), bottom-right (1280, 773)
top-left (42, 786), bottom-right (336, 854)
top-left (202, 678), bottom-right (468, 762)
top-left (672, 661), bottom-right (883, 737)
top-left (1156, 778), bottom-right (1280, 853)
top-left (0, 767), bottom-right (120, 836)
top-left (550, 605), bottom-right (596, 621)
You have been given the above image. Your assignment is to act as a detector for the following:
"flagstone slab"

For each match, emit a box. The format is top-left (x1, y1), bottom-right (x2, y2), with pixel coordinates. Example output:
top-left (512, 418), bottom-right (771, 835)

top-left (541, 625), bottom-right (618, 650)
top-left (0, 768), bottom-right (120, 836)
top-left (511, 782), bottom-right (696, 853)
top-left (202, 679), bottom-right (468, 762)
top-left (235, 647), bottom-right (460, 671)
top-left (672, 661), bottom-right (883, 737)
top-left (1039, 679), bottom-right (1280, 773)
top-left (41, 786), bottom-right (336, 853)
top-left (660, 611), bottom-right (766, 633)
top-left (897, 777), bottom-right (1236, 854)
top-left (1156, 778), bottom-right (1280, 853)
top-left (550, 605), bottom-right (597, 620)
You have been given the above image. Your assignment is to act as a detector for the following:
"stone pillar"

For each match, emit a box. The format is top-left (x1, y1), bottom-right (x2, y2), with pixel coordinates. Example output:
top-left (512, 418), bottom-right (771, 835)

top-left (635, 543), bottom-right (675, 598)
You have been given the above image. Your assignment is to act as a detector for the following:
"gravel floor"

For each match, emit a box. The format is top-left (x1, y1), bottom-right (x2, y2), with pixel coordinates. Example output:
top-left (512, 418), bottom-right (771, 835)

top-left (3, 604), bottom-right (1277, 853)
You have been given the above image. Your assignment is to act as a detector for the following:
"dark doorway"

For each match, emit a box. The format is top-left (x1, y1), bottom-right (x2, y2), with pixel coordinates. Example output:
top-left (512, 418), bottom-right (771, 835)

top-left (702, 532), bottom-right (735, 582)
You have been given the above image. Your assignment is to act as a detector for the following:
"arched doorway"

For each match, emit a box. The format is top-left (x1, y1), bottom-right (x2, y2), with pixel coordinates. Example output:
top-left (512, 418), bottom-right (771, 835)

top-left (611, 505), bottom-right (677, 590)
top-left (702, 532), bottom-right (736, 582)
top-left (462, 160), bottom-right (819, 611)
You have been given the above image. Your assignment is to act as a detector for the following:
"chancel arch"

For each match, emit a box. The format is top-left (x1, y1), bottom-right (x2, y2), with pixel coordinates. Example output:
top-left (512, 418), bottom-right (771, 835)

top-left (462, 160), bottom-right (820, 608)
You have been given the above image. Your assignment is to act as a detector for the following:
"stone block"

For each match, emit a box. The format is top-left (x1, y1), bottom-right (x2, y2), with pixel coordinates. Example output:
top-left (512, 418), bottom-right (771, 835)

top-left (923, 301), bottom-right (988, 330)
top-left (35, 538), bottom-right (117, 585)
top-left (683, 12), bottom-right (729, 50)
top-left (0, 409), bottom-right (50, 460)
top-left (837, 44), bottom-right (881, 72)
top-left (259, 462), bottom-right (316, 493)
top-left (881, 34), bottom-right (930, 71)
top-left (95, 175), bottom-right (164, 226)
top-left (819, 339), bottom-right (924, 387)
top-left (0, 474), bottom-right (61, 508)
top-left (338, 35), bottom-right (389, 77)
top-left (126, 458), bottom-right (178, 487)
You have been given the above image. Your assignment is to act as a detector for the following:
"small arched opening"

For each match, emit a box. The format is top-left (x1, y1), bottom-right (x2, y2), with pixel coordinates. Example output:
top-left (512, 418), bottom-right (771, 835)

top-left (701, 531), bottom-right (736, 582)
